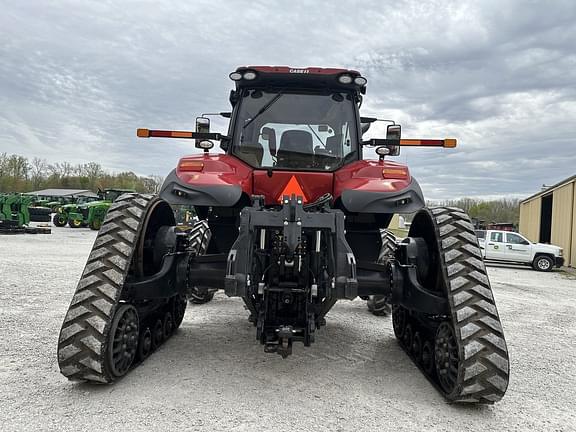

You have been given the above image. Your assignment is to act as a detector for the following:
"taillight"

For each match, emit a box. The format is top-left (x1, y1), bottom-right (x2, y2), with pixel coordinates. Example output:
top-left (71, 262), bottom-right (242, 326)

top-left (382, 168), bottom-right (408, 179)
top-left (178, 160), bottom-right (204, 172)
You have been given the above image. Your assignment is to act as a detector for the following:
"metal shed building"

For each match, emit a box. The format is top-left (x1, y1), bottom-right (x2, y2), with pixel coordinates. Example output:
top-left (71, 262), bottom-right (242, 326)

top-left (519, 175), bottom-right (576, 268)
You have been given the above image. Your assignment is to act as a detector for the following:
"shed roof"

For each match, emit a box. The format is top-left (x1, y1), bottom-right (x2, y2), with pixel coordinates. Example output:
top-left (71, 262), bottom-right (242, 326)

top-left (521, 174), bottom-right (576, 203)
top-left (28, 188), bottom-right (99, 198)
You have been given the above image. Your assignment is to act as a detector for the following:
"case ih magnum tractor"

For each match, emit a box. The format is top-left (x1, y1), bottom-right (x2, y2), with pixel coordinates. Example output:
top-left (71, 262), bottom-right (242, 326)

top-left (58, 66), bottom-right (509, 403)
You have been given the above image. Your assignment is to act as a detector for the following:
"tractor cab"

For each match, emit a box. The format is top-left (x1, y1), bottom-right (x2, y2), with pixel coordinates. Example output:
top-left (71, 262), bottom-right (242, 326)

top-left (96, 188), bottom-right (136, 202)
top-left (226, 67), bottom-right (365, 173)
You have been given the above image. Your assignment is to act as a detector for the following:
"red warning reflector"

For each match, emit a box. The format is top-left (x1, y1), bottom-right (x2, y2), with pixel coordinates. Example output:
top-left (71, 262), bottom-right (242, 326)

top-left (278, 175), bottom-right (308, 203)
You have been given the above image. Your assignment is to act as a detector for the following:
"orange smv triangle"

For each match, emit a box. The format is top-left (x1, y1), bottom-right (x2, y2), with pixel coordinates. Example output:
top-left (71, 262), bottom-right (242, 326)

top-left (278, 175), bottom-right (308, 203)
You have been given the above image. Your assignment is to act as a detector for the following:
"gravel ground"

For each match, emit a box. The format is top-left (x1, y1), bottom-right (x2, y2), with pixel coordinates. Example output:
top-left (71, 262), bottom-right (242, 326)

top-left (1, 227), bottom-right (575, 432)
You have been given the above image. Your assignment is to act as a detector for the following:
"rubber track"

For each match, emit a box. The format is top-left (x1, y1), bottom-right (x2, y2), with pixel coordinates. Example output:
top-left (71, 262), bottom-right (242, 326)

top-left (57, 193), bottom-right (153, 383)
top-left (368, 230), bottom-right (397, 315)
top-left (405, 207), bottom-right (510, 403)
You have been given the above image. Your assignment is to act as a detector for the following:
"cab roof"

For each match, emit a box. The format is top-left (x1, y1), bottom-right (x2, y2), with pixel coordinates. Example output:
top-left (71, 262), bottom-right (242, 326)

top-left (231, 66), bottom-right (367, 94)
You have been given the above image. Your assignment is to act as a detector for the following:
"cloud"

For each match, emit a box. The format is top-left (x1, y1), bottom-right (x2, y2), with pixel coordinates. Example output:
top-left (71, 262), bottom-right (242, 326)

top-left (0, 0), bottom-right (575, 199)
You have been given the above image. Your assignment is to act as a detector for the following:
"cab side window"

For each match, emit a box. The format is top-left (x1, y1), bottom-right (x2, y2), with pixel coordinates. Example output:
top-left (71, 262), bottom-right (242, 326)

top-left (490, 232), bottom-right (503, 242)
top-left (506, 233), bottom-right (529, 245)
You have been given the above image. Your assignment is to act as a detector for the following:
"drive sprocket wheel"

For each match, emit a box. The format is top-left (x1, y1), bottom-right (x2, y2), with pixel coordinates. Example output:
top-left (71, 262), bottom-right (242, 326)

top-left (367, 229), bottom-right (396, 316)
top-left (435, 322), bottom-right (459, 394)
top-left (395, 207), bottom-right (510, 403)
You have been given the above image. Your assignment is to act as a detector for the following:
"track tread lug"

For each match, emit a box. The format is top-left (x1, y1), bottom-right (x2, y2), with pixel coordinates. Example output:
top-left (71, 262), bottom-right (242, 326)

top-left (81, 335), bottom-right (103, 355)
top-left (461, 243), bottom-right (482, 258)
top-left (468, 284), bottom-right (494, 301)
top-left (103, 268), bottom-right (123, 285)
top-left (456, 306), bottom-right (476, 322)
top-left (58, 344), bottom-right (82, 361)
top-left (95, 284), bottom-right (119, 302)
top-left (71, 290), bottom-right (96, 306)
top-left (85, 315), bottom-right (107, 333)
top-left (59, 323), bottom-right (84, 342)
top-left (444, 248), bottom-right (463, 262)
top-left (487, 374), bottom-right (508, 392)
top-left (480, 333), bottom-right (507, 351)
top-left (117, 229), bottom-right (136, 244)
top-left (64, 305), bottom-right (90, 322)
top-left (463, 362), bottom-right (487, 380)
top-left (79, 357), bottom-right (103, 374)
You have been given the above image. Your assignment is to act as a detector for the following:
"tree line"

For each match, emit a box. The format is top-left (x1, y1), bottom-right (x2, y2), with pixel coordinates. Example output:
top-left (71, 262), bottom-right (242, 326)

top-left (428, 197), bottom-right (521, 225)
top-left (0, 153), bottom-right (164, 194)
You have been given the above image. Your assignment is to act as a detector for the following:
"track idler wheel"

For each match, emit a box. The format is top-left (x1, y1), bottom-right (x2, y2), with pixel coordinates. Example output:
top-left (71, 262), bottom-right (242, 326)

top-left (435, 322), bottom-right (459, 395)
top-left (107, 305), bottom-right (139, 378)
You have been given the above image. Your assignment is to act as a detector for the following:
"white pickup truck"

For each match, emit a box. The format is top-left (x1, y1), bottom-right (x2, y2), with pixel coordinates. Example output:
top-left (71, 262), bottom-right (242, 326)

top-left (476, 230), bottom-right (564, 272)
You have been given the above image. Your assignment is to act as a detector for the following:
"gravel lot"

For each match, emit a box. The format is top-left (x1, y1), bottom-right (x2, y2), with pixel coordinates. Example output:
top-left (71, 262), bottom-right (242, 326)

top-left (1, 227), bottom-right (575, 431)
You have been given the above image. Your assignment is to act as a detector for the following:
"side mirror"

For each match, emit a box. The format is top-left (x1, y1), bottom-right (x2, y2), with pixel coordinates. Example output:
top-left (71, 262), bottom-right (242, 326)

top-left (386, 124), bottom-right (401, 156)
top-left (262, 127), bottom-right (277, 157)
top-left (195, 117), bottom-right (211, 151)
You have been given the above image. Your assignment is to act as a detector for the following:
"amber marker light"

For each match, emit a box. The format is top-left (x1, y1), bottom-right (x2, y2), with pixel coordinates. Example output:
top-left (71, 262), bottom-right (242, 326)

top-left (178, 160), bottom-right (204, 172)
top-left (399, 139), bottom-right (457, 148)
top-left (137, 129), bottom-right (198, 138)
top-left (382, 168), bottom-right (408, 179)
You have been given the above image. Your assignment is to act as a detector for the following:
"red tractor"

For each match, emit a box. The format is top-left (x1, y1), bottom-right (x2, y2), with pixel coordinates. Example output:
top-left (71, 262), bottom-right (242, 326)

top-left (58, 66), bottom-right (509, 403)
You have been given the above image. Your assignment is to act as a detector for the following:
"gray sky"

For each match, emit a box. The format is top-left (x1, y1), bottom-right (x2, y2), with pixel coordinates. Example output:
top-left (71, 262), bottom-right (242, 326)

top-left (1, 0), bottom-right (575, 200)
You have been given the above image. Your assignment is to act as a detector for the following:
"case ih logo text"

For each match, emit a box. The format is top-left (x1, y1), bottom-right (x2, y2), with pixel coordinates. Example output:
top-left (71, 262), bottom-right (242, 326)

top-left (289, 69), bottom-right (309, 74)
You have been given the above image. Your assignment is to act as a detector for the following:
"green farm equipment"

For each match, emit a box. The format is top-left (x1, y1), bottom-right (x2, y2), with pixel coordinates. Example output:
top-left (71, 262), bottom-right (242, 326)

top-left (67, 188), bottom-right (135, 230)
top-left (52, 196), bottom-right (100, 227)
top-left (0, 193), bottom-right (50, 234)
